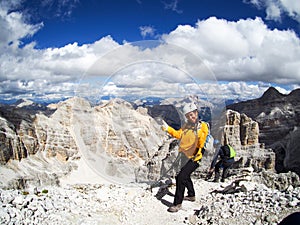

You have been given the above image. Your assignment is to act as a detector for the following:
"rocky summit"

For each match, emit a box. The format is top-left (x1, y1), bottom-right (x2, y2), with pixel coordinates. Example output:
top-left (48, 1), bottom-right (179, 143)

top-left (0, 91), bottom-right (300, 224)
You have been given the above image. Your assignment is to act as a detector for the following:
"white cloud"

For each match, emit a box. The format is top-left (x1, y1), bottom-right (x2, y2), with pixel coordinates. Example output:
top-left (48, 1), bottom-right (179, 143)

top-left (0, 34), bottom-right (120, 100)
top-left (0, 7), bottom-right (43, 49)
top-left (245, 0), bottom-right (300, 23)
top-left (0, 0), bottom-right (80, 50)
top-left (162, 0), bottom-right (183, 14)
top-left (0, 1), bottom-right (299, 103)
top-left (139, 26), bottom-right (156, 38)
top-left (265, 2), bottom-right (282, 22)
top-left (280, 0), bottom-right (300, 22)
top-left (162, 17), bottom-right (300, 85)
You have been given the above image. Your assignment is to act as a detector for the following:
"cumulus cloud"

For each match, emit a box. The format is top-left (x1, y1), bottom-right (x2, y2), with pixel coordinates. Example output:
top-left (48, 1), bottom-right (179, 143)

top-left (0, 6), bottom-right (43, 49)
top-left (0, 0), bottom-right (79, 49)
top-left (0, 1), bottom-right (120, 101)
top-left (281, 0), bottom-right (300, 22)
top-left (85, 16), bottom-right (300, 102)
top-left (245, 0), bottom-right (300, 23)
top-left (162, 17), bottom-right (300, 85)
top-left (0, 0), bottom-right (300, 103)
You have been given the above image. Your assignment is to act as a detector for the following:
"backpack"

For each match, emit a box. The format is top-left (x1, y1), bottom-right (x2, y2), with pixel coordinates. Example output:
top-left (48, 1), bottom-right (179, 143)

top-left (228, 145), bottom-right (236, 158)
top-left (202, 122), bottom-right (214, 151)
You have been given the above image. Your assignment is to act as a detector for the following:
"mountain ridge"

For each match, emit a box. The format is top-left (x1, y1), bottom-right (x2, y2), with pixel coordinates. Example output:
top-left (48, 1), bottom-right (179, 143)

top-left (227, 86), bottom-right (300, 175)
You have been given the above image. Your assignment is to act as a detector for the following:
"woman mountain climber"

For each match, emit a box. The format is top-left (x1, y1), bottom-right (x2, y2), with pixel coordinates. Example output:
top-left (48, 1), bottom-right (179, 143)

top-left (161, 102), bottom-right (209, 213)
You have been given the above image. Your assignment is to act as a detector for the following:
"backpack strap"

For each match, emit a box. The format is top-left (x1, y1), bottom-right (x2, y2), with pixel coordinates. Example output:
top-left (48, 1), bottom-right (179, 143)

top-left (196, 120), bottom-right (202, 132)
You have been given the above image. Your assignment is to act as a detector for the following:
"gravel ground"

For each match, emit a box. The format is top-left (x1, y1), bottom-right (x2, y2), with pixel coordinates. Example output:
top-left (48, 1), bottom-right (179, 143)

top-left (1, 174), bottom-right (300, 225)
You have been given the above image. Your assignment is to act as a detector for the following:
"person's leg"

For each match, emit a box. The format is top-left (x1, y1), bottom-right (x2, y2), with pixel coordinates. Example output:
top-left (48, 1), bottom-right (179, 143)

top-left (213, 160), bottom-right (222, 182)
top-left (186, 176), bottom-right (195, 197)
top-left (173, 159), bottom-right (199, 205)
top-left (221, 159), bottom-right (234, 182)
top-left (186, 160), bottom-right (200, 197)
top-left (221, 166), bottom-right (229, 182)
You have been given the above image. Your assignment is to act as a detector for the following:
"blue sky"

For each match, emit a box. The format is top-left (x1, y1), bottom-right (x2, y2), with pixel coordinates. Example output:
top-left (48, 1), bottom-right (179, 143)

top-left (1, 0), bottom-right (300, 103)
top-left (21, 0), bottom-right (261, 47)
top-left (19, 0), bottom-right (299, 48)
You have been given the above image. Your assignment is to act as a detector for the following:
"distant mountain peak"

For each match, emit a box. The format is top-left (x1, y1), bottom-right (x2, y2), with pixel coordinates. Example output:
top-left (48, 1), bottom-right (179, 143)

top-left (259, 87), bottom-right (284, 101)
top-left (14, 99), bottom-right (34, 108)
top-left (288, 88), bottom-right (300, 99)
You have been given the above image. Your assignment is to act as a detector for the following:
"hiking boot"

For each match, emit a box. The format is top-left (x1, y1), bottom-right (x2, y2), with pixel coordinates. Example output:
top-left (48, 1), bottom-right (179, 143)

top-left (213, 178), bottom-right (220, 182)
top-left (183, 196), bottom-right (196, 202)
top-left (167, 204), bottom-right (182, 213)
top-left (205, 172), bottom-right (213, 181)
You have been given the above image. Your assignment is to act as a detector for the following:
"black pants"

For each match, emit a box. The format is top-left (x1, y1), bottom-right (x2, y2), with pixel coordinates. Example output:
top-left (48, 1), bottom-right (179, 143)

top-left (174, 159), bottom-right (199, 205)
top-left (215, 158), bottom-right (234, 180)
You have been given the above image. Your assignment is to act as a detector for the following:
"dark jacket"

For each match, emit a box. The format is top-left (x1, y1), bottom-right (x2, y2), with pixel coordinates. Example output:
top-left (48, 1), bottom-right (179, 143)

top-left (210, 145), bottom-right (235, 169)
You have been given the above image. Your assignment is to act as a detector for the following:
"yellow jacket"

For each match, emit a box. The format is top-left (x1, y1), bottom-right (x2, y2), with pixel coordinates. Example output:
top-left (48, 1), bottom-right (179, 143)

top-left (166, 121), bottom-right (209, 161)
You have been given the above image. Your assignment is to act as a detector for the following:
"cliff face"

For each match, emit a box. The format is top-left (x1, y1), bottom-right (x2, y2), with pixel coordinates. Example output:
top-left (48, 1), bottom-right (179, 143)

top-left (227, 87), bottom-right (300, 175)
top-left (0, 97), bottom-right (170, 187)
top-left (223, 110), bottom-right (259, 147)
top-left (227, 87), bottom-right (300, 147)
top-left (0, 106), bottom-right (42, 164)
top-left (215, 109), bottom-right (275, 173)
top-left (0, 102), bottom-right (78, 165)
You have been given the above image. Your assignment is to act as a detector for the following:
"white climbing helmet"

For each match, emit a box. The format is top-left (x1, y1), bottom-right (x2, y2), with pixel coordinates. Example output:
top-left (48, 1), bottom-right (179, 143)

top-left (183, 102), bottom-right (198, 115)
